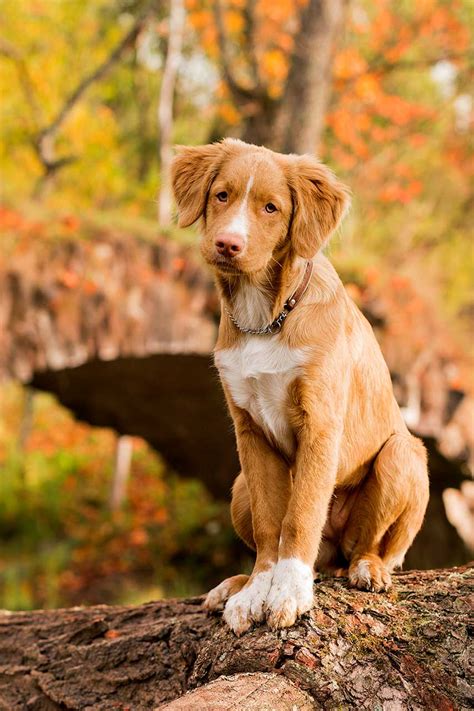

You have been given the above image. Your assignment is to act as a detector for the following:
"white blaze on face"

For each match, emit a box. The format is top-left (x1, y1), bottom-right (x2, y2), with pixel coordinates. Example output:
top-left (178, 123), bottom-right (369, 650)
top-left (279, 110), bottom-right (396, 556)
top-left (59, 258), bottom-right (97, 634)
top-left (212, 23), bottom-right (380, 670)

top-left (225, 174), bottom-right (254, 243)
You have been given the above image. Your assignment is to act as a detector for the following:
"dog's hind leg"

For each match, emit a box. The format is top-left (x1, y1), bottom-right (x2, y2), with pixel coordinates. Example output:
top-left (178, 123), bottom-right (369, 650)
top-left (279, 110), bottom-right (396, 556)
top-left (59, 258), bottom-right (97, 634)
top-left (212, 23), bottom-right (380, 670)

top-left (204, 573), bottom-right (249, 611)
top-left (341, 433), bottom-right (429, 592)
top-left (230, 471), bottom-right (256, 551)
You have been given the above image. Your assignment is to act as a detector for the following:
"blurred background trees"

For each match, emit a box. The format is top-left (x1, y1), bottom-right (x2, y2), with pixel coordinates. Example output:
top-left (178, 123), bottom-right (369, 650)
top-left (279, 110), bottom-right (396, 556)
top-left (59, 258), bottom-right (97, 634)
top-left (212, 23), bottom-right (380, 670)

top-left (1, 0), bottom-right (472, 316)
top-left (0, 0), bottom-right (472, 610)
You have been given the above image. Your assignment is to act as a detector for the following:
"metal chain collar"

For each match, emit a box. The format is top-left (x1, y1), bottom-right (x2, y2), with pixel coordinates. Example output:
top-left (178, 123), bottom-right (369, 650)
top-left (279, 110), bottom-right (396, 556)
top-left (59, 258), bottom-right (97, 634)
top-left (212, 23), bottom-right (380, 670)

top-left (224, 260), bottom-right (313, 336)
top-left (224, 305), bottom-right (290, 335)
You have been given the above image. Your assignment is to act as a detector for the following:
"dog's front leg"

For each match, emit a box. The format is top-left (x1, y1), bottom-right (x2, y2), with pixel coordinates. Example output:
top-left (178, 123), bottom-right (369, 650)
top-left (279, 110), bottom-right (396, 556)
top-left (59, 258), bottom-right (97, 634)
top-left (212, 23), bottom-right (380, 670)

top-left (265, 419), bottom-right (342, 629)
top-left (223, 409), bottom-right (291, 635)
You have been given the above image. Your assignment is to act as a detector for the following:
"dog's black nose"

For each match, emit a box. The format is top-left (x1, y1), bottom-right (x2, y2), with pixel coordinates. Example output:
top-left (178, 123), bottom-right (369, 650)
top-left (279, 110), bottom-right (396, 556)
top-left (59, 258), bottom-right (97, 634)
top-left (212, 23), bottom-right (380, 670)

top-left (215, 233), bottom-right (244, 258)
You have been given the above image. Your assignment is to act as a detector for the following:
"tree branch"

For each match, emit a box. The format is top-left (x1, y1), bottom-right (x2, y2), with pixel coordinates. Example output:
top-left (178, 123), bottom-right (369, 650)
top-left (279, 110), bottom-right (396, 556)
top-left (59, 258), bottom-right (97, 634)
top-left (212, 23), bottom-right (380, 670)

top-left (213, 0), bottom-right (260, 104)
top-left (0, 38), bottom-right (43, 131)
top-left (339, 50), bottom-right (474, 91)
top-left (37, 15), bottom-right (147, 151)
top-left (242, 0), bottom-right (261, 90)
top-left (29, 9), bottom-right (154, 197)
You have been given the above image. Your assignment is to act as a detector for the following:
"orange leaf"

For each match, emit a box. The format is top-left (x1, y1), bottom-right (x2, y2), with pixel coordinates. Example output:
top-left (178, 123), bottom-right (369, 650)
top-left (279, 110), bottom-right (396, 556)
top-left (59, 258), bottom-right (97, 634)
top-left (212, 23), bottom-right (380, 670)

top-left (105, 629), bottom-right (121, 639)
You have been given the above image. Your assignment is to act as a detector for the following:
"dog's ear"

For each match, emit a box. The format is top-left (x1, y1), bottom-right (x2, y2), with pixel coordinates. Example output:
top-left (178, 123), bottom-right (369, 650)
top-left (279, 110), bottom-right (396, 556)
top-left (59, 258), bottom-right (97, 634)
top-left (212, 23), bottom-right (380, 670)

top-left (286, 156), bottom-right (351, 259)
top-left (171, 143), bottom-right (224, 227)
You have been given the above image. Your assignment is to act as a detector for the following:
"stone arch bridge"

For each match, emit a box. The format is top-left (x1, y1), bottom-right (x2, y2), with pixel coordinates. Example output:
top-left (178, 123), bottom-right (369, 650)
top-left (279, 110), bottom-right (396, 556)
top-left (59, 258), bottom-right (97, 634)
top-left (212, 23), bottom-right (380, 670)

top-left (0, 228), bottom-right (237, 498)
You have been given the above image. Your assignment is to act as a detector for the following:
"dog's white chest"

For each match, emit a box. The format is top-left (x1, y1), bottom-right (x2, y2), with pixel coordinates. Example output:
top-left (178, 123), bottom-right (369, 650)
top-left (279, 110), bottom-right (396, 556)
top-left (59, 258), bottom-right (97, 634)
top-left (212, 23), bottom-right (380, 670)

top-left (215, 338), bottom-right (308, 457)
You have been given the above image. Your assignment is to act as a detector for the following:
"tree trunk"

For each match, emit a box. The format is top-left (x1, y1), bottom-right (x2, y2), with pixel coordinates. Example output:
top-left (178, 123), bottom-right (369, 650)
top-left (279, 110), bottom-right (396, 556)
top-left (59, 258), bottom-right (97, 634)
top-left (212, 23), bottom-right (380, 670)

top-left (240, 96), bottom-right (278, 148)
top-left (0, 566), bottom-right (471, 710)
top-left (271, 0), bottom-right (347, 154)
top-left (15, 385), bottom-right (35, 485)
top-left (109, 435), bottom-right (134, 511)
top-left (214, 0), bottom-right (347, 153)
top-left (158, 0), bottom-right (186, 226)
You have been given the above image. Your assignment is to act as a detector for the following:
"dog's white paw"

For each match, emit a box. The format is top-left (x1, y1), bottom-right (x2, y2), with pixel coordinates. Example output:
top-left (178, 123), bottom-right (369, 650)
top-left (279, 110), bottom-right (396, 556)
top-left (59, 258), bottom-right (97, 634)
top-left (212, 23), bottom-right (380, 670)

top-left (204, 574), bottom-right (249, 611)
top-left (223, 567), bottom-right (274, 635)
top-left (265, 558), bottom-right (314, 629)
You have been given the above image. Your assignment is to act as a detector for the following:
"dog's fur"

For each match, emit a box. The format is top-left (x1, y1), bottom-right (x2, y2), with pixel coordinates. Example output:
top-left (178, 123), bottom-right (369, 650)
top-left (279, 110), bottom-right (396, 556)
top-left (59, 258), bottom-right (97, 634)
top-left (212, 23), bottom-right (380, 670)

top-left (171, 139), bottom-right (429, 635)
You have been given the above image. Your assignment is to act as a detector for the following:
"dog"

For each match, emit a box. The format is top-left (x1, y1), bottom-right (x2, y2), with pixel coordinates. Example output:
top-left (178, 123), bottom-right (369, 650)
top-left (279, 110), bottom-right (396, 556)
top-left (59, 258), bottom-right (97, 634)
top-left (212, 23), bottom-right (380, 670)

top-left (171, 139), bottom-right (429, 635)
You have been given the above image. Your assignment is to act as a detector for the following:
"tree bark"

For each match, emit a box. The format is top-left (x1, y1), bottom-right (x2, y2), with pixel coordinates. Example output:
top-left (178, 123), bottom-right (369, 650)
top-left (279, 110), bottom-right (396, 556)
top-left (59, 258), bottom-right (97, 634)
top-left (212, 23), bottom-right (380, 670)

top-left (0, 566), bottom-right (471, 710)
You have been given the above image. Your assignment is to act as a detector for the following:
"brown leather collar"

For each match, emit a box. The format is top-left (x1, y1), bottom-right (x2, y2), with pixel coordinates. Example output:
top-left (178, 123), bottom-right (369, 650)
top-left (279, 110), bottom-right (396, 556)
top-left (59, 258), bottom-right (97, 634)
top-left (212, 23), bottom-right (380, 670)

top-left (284, 259), bottom-right (313, 311)
top-left (225, 260), bottom-right (314, 336)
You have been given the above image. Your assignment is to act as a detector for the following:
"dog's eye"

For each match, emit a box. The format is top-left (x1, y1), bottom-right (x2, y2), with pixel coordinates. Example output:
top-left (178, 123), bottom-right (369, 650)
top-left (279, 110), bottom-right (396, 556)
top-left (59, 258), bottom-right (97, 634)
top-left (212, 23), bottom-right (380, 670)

top-left (216, 191), bottom-right (228, 202)
top-left (265, 202), bottom-right (277, 213)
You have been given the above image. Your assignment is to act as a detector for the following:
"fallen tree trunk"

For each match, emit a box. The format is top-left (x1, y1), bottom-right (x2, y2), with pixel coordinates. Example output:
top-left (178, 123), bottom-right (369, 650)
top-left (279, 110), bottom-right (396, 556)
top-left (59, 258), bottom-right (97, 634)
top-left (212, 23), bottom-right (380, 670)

top-left (0, 566), bottom-right (471, 710)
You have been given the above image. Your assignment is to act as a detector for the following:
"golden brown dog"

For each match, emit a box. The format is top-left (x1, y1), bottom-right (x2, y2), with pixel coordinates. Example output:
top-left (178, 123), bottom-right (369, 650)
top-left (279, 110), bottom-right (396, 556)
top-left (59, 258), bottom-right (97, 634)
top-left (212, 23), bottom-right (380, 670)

top-left (171, 139), bottom-right (429, 635)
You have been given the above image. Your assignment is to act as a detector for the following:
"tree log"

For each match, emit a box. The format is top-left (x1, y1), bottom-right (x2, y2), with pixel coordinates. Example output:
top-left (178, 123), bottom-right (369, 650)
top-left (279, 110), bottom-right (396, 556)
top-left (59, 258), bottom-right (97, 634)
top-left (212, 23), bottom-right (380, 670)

top-left (0, 566), bottom-right (471, 710)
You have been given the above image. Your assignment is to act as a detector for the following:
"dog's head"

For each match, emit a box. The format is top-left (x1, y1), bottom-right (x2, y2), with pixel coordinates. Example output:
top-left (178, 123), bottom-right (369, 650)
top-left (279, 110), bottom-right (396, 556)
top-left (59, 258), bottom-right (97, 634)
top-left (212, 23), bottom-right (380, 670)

top-left (171, 139), bottom-right (350, 276)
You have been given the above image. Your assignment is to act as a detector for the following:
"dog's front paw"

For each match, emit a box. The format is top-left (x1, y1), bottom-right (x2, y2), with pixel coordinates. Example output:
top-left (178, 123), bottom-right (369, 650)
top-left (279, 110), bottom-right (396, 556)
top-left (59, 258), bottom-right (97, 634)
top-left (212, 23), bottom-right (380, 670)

top-left (265, 558), bottom-right (314, 630)
top-left (223, 567), bottom-right (274, 635)
top-left (204, 574), bottom-right (249, 611)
